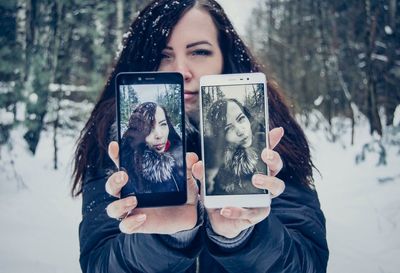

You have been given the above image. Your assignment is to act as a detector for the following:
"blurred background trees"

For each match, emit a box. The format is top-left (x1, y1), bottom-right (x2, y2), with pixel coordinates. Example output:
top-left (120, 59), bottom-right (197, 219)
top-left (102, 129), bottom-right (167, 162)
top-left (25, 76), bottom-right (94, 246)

top-left (247, 0), bottom-right (400, 143)
top-left (0, 0), bottom-right (399, 168)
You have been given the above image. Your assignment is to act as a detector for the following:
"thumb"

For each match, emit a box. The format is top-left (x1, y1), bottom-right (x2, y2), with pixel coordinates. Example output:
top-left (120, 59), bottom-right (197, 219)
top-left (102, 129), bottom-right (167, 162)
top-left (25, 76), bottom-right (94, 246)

top-left (269, 127), bottom-right (284, 149)
top-left (108, 141), bottom-right (120, 168)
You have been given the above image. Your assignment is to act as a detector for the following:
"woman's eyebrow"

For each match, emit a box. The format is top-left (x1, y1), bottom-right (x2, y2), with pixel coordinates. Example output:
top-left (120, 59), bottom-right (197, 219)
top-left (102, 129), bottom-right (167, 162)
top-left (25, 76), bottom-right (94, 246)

top-left (236, 113), bottom-right (244, 121)
top-left (164, 41), bottom-right (212, 51)
top-left (187, 41), bottom-right (212, 48)
top-left (159, 119), bottom-right (167, 124)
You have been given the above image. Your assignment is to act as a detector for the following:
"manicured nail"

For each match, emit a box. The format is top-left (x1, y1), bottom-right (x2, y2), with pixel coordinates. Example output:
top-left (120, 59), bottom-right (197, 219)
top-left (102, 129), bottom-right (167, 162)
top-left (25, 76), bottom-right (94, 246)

top-left (135, 214), bottom-right (146, 222)
top-left (266, 150), bottom-right (274, 161)
top-left (221, 209), bottom-right (231, 217)
top-left (279, 127), bottom-right (284, 137)
top-left (125, 197), bottom-right (137, 207)
top-left (252, 175), bottom-right (264, 186)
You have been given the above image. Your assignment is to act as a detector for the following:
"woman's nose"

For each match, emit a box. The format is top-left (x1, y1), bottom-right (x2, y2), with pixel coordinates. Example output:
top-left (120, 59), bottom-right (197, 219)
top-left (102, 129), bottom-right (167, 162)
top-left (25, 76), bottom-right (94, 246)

top-left (153, 127), bottom-right (162, 139)
top-left (174, 59), bottom-right (193, 82)
top-left (235, 126), bottom-right (244, 137)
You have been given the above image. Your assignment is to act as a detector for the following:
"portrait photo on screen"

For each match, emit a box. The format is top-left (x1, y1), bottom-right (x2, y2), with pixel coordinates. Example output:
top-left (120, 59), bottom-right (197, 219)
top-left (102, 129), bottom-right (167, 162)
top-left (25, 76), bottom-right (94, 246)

top-left (118, 83), bottom-right (185, 195)
top-left (201, 83), bottom-right (268, 195)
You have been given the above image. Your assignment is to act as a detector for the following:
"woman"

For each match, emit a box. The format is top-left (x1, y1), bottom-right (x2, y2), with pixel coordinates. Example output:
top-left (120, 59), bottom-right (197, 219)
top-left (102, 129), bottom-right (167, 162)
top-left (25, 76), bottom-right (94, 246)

top-left (120, 102), bottom-right (184, 194)
top-left (72, 0), bottom-right (329, 272)
top-left (206, 98), bottom-right (266, 195)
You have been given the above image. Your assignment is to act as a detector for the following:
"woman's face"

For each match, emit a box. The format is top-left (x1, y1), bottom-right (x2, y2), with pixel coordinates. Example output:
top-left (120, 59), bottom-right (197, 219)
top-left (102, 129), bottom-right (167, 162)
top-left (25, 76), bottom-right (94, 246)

top-left (224, 101), bottom-right (252, 148)
top-left (158, 8), bottom-right (223, 120)
top-left (145, 107), bottom-right (170, 153)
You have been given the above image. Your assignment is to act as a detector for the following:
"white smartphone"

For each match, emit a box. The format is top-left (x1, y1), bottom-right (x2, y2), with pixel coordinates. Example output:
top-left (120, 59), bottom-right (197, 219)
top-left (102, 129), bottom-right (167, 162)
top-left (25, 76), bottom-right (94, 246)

top-left (199, 72), bottom-right (271, 208)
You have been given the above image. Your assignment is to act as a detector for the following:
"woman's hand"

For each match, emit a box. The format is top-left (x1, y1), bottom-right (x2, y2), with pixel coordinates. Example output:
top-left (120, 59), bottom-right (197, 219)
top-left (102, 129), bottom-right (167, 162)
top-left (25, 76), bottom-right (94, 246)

top-left (105, 141), bottom-right (199, 234)
top-left (193, 127), bottom-right (285, 239)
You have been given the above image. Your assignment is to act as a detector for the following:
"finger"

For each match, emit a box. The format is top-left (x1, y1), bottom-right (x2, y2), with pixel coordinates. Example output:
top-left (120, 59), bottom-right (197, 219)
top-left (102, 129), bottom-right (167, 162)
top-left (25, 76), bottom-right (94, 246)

top-left (119, 214), bottom-right (147, 234)
top-left (261, 149), bottom-right (283, 176)
top-left (192, 160), bottom-right (204, 181)
top-left (186, 174), bottom-right (199, 205)
top-left (186, 152), bottom-right (199, 180)
top-left (105, 171), bottom-right (128, 198)
top-left (108, 141), bottom-right (120, 168)
top-left (220, 207), bottom-right (271, 225)
top-left (268, 127), bottom-right (284, 149)
top-left (106, 196), bottom-right (137, 219)
top-left (252, 174), bottom-right (285, 198)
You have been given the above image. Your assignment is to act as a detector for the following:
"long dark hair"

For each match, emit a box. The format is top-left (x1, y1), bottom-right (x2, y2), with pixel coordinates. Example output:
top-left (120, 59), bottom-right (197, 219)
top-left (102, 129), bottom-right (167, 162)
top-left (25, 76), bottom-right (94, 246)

top-left (72, 0), bottom-right (314, 196)
top-left (120, 102), bottom-right (181, 177)
top-left (205, 99), bottom-right (264, 168)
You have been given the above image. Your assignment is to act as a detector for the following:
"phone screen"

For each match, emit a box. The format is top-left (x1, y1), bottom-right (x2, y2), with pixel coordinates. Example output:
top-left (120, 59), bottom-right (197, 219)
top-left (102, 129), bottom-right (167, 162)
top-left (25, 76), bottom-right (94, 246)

top-left (116, 72), bottom-right (186, 207)
top-left (201, 83), bottom-right (268, 196)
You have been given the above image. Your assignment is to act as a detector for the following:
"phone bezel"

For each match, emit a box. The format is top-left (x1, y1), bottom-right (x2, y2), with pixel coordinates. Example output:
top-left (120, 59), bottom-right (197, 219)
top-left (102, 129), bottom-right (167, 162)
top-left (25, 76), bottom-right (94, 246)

top-left (199, 72), bottom-right (271, 208)
top-left (115, 72), bottom-right (187, 207)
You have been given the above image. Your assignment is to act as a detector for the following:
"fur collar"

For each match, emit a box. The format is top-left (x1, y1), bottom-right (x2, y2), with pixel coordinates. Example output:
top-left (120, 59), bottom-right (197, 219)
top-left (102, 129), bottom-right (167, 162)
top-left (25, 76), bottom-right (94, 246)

top-left (224, 146), bottom-right (259, 176)
top-left (141, 148), bottom-right (176, 183)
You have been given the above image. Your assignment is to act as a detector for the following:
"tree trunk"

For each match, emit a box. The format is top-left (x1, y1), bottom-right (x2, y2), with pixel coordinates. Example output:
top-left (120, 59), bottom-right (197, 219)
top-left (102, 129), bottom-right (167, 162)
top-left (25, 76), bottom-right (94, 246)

top-left (364, 0), bottom-right (382, 136)
top-left (116, 0), bottom-right (124, 46)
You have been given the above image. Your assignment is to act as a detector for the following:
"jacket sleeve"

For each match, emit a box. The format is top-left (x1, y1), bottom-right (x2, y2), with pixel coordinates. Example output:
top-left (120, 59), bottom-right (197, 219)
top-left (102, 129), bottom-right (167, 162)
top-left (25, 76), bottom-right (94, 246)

top-left (205, 180), bottom-right (329, 273)
top-left (79, 168), bottom-right (202, 273)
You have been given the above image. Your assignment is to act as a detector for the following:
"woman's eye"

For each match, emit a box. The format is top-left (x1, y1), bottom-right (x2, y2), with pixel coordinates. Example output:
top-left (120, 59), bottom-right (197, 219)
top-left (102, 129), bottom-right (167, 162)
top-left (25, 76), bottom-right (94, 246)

top-left (160, 53), bottom-right (171, 60)
top-left (192, 49), bottom-right (212, 56)
top-left (160, 122), bottom-right (167, 127)
top-left (238, 115), bottom-right (246, 123)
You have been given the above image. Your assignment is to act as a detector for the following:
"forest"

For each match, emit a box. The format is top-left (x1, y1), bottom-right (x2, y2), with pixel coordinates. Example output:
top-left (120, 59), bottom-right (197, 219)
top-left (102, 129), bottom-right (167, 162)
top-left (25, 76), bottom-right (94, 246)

top-left (0, 0), bottom-right (399, 168)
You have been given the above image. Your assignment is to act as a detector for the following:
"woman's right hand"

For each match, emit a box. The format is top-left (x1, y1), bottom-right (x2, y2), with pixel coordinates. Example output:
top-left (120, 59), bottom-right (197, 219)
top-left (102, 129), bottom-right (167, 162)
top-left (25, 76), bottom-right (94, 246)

top-left (105, 141), bottom-right (199, 234)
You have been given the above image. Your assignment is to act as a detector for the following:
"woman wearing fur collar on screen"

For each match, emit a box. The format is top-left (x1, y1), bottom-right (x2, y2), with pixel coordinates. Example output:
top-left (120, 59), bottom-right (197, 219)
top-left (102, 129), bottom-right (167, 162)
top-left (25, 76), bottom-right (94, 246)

top-left (205, 98), bottom-right (267, 195)
top-left (72, 0), bottom-right (328, 272)
top-left (120, 102), bottom-right (185, 194)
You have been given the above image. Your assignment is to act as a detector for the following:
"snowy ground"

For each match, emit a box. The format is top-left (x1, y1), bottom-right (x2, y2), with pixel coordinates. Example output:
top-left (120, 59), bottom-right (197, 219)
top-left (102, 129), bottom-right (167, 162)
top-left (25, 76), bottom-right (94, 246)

top-left (0, 112), bottom-right (399, 273)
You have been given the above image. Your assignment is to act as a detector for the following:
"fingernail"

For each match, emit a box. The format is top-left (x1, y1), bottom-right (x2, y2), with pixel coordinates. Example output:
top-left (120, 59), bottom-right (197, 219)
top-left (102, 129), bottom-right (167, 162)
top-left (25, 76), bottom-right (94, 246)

top-left (266, 150), bottom-right (274, 161)
top-left (126, 197), bottom-right (137, 207)
top-left (279, 127), bottom-right (284, 137)
top-left (221, 209), bottom-right (231, 217)
top-left (252, 175), bottom-right (263, 186)
top-left (117, 173), bottom-right (124, 184)
top-left (135, 214), bottom-right (146, 222)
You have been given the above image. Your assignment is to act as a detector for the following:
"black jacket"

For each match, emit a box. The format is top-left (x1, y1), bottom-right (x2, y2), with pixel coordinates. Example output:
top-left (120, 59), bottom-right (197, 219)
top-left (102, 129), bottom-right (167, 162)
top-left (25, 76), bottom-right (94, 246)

top-left (79, 128), bottom-right (329, 272)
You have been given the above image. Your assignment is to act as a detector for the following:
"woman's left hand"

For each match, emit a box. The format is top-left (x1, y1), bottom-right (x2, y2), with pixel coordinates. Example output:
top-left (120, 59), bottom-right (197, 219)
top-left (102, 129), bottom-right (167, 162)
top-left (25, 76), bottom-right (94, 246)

top-left (193, 127), bottom-right (285, 239)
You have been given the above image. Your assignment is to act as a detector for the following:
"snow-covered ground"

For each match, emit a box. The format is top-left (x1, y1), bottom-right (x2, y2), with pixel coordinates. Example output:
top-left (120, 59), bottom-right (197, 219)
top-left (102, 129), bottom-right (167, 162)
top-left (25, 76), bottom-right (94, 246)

top-left (306, 113), bottom-right (400, 273)
top-left (1, 110), bottom-right (399, 273)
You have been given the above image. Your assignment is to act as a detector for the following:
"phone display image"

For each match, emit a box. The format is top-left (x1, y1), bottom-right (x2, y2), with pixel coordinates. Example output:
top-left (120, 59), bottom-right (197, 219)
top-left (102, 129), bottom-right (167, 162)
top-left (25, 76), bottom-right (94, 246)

top-left (201, 83), bottom-right (268, 196)
top-left (116, 72), bottom-right (186, 207)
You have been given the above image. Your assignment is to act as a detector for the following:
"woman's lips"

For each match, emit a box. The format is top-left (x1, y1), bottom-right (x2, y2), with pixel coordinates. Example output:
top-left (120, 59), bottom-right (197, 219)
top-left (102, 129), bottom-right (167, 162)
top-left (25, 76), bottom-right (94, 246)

top-left (240, 135), bottom-right (251, 146)
top-left (154, 143), bottom-right (165, 151)
top-left (184, 90), bottom-right (198, 101)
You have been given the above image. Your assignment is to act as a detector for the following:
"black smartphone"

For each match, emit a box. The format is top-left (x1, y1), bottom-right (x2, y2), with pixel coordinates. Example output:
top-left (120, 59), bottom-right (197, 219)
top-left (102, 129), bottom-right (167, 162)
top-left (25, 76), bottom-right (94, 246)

top-left (115, 72), bottom-right (187, 207)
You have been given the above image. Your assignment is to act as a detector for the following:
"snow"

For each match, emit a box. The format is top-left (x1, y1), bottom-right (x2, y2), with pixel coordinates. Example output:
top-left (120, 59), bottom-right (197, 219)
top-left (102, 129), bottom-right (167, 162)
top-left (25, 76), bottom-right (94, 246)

top-left (305, 111), bottom-right (400, 273)
top-left (29, 92), bottom-right (38, 104)
top-left (385, 25), bottom-right (393, 35)
top-left (393, 104), bottom-right (400, 126)
top-left (0, 128), bottom-right (82, 273)
top-left (314, 95), bottom-right (323, 106)
top-left (48, 83), bottom-right (89, 93)
top-left (371, 53), bottom-right (389, 62)
top-left (0, 108), bottom-right (14, 124)
top-left (1, 108), bottom-right (399, 272)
